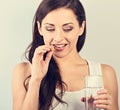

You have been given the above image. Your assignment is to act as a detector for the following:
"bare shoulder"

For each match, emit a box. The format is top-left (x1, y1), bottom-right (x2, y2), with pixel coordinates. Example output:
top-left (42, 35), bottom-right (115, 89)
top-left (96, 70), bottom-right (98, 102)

top-left (12, 62), bottom-right (31, 91)
top-left (101, 64), bottom-right (118, 94)
top-left (12, 62), bottom-right (31, 81)
top-left (101, 64), bottom-right (115, 74)
top-left (101, 64), bottom-right (119, 109)
top-left (101, 64), bottom-right (117, 81)
top-left (12, 62), bottom-right (31, 109)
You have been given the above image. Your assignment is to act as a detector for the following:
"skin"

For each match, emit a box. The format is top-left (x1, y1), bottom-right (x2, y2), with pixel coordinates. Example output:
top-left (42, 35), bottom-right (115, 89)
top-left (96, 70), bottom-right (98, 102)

top-left (12, 8), bottom-right (119, 110)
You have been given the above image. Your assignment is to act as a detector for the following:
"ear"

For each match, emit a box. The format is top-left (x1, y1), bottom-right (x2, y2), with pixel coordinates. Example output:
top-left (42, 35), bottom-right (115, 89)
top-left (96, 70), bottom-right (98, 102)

top-left (78, 21), bottom-right (86, 36)
top-left (37, 21), bottom-right (43, 36)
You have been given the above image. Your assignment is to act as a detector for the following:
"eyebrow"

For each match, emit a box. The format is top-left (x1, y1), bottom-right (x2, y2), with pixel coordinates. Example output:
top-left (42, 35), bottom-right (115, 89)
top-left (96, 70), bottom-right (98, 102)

top-left (63, 22), bottom-right (74, 26)
top-left (44, 23), bottom-right (54, 26)
top-left (44, 22), bottom-right (74, 26)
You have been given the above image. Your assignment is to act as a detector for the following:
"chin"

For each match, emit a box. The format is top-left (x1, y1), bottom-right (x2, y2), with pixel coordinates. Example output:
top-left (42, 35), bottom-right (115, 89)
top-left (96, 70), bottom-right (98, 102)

top-left (53, 54), bottom-right (66, 58)
top-left (53, 49), bottom-right (72, 59)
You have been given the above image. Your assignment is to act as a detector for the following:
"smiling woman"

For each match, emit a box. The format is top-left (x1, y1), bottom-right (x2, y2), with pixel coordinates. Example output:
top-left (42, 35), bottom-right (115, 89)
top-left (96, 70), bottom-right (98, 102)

top-left (12, 0), bottom-right (119, 110)
top-left (37, 7), bottom-right (85, 58)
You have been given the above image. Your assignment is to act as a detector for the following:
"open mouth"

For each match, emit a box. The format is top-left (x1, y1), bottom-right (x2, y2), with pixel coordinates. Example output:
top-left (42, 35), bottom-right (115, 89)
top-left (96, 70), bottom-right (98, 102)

top-left (53, 44), bottom-right (67, 51)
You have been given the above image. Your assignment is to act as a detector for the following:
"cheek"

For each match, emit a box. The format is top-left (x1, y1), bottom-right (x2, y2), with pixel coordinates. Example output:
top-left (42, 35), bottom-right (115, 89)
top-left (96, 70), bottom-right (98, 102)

top-left (67, 32), bottom-right (79, 43)
top-left (43, 34), bottom-right (53, 45)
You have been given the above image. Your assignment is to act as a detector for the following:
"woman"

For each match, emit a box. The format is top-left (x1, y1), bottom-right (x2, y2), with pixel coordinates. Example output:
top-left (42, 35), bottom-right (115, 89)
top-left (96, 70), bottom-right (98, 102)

top-left (12, 0), bottom-right (118, 110)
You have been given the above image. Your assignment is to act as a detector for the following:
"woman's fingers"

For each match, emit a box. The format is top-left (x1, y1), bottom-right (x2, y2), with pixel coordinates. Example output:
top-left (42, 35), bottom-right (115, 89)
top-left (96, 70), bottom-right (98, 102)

top-left (97, 88), bottom-right (108, 95)
top-left (81, 89), bottom-right (112, 110)
top-left (31, 45), bottom-right (54, 79)
top-left (34, 46), bottom-right (50, 58)
top-left (32, 45), bottom-right (53, 63)
top-left (44, 49), bottom-right (54, 65)
top-left (93, 89), bottom-right (112, 109)
top-left (94, 89), bottom-right (110, 100)
top-left (94, 96), bottom-right (112, 105)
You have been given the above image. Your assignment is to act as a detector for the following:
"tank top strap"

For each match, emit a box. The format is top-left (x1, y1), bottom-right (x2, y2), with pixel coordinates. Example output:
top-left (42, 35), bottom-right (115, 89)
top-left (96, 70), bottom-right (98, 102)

top-left (87, 60), bottom-right (102, 76)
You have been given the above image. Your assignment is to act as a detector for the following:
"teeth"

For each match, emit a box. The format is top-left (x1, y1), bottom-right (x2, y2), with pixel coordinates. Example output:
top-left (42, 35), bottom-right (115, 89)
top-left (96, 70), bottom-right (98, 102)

top-left (54, 44), bottom-right (65, 48)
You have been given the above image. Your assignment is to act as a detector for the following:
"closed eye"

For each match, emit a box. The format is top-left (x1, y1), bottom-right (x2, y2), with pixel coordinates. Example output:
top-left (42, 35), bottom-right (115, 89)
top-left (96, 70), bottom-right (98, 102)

top-left (63, 27), bottom-right (73, 32)
top-left (45, 27), bottom-right (55, 32)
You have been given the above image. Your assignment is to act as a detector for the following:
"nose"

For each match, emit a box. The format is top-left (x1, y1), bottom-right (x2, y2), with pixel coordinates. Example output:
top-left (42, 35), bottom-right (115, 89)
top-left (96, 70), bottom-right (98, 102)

top-left (53, 29), bottom-right (64, 43)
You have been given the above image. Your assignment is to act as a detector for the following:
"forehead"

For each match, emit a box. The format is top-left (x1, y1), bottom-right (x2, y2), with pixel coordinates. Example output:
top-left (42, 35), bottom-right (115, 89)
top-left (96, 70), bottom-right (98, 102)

top-left (42, 8), bottom-right (78, 25)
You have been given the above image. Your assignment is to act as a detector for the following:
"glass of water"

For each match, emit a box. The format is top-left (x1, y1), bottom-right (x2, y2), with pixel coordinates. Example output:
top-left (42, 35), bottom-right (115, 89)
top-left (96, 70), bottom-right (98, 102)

top-left (85, 75), bottom-right (103, 110)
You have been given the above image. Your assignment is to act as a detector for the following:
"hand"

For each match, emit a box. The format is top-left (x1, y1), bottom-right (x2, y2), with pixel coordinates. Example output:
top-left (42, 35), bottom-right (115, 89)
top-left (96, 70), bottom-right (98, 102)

top-left (93, 89), bottom-right (112, 110)
top-left (30, 45), bottom-right (54, 81)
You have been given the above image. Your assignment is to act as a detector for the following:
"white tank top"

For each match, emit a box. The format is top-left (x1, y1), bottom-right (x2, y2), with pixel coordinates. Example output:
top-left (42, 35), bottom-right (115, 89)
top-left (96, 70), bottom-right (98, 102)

top-left (51, 60), bottom-right (103, 110)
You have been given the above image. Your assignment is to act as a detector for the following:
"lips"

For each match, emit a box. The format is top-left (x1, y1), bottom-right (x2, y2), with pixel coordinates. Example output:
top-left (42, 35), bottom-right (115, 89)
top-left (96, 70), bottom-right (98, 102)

top-left (53, 44), bottom-right (67, 51)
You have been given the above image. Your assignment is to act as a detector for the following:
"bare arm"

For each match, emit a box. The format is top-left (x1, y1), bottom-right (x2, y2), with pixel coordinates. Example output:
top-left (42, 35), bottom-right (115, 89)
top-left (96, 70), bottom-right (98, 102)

top-left (12, 45), bottom-right (54, 110)
top-left (102, 64), bottom-right (119, 110)
top-left (94, 64), bottom-right (119, 110)
top-left (12, 63), bottom-right (41, 110)
top-left (21, 76), bottom-right (41, 110)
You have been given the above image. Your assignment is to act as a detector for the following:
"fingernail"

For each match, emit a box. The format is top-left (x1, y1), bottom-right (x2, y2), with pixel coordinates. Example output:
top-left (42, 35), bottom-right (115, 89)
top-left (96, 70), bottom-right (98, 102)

top-left (93, 101), bottom-right (97, 104)
top-left (97, 90), bottom-right (101, 94)
top-left (93, 96), bottom-right (98, 99)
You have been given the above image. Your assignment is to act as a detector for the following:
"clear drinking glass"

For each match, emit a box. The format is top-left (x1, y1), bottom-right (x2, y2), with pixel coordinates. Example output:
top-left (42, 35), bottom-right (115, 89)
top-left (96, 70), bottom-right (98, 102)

top-left (85, 75), bottom-right (103, 110)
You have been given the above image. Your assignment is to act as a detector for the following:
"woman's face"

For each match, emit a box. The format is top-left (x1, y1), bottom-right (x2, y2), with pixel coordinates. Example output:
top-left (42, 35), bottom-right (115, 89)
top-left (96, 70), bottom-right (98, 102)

top-left (38, 8), bottom-right (85, 58)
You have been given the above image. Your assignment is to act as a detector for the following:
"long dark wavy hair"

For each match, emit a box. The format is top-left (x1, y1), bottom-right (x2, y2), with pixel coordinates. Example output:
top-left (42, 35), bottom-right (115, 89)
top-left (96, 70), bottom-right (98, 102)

top-left (25, 0), bottom-right (86, 109)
